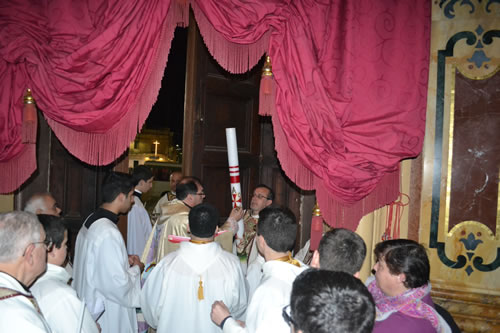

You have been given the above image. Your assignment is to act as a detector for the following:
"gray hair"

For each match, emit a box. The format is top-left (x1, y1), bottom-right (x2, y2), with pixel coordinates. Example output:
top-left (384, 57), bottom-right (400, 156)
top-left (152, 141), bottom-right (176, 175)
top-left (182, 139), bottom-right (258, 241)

top-left (23, 193), bottom-right (50, 214)
top-left (0, 211), bottom-right (42, 263)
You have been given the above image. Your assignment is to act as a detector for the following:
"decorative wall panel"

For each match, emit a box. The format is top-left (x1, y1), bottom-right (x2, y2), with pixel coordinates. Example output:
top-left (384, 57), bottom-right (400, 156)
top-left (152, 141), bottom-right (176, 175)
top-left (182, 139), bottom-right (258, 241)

top-left (421, 2), bottom-right (500, 331)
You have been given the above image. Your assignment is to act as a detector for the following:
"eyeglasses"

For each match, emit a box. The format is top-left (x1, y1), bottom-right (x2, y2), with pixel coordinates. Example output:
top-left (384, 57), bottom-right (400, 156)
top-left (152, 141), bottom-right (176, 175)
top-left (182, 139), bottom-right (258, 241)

top-left (195, 192), bottom-right (205, 196)
top-left (33, 240), bottom-right (54, 252)
top-left (282, 305), bottom-right (295, 327)
top-left (23, 239), bottom-right (54, 256)
top-left (252, 193), bottom-right (270, 200)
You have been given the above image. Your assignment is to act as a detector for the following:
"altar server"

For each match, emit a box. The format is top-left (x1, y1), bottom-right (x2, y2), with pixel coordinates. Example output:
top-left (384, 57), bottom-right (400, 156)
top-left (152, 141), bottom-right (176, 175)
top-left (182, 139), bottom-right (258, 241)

top-left (127, 165), bottom-right (154, 256)
top-left (73, 172), bottom-right (144, 333)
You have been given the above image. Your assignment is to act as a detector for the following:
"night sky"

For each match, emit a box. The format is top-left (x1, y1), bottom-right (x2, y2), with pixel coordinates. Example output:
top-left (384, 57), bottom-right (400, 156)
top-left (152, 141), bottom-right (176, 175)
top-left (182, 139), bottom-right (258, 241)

top-left (145, 27), bottom-right (188, 146)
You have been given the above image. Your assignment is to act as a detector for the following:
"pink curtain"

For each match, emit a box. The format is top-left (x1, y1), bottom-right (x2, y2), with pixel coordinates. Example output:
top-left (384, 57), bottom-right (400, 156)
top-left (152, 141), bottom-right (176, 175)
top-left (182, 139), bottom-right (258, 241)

top-left (0, 0), bottom-right (430, 230)
top-left (191, 0), bottom-right (430, 228)
top-left (0, 0), bottom-right (188, 192)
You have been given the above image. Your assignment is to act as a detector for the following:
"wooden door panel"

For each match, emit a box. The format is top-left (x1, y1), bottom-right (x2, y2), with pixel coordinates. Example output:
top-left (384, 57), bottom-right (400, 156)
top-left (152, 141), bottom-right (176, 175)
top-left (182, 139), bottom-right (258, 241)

top-left (184, 11), bottom-right (313, 248)
top-left (184, 14), bottom-right (260, 218)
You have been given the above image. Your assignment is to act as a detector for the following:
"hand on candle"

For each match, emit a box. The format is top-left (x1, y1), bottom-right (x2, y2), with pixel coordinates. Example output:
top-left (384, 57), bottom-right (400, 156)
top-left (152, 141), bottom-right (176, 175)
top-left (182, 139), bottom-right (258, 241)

top-left (229, 207), bottom-right (244, 221)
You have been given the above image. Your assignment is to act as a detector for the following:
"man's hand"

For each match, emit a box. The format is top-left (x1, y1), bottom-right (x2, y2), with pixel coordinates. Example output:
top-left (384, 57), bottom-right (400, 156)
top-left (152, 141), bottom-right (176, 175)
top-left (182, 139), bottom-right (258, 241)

top-left (128, 255), bottom-right (145, 273)
top-left (211, 301), bottom-right (231, 326)
top-left (229, 207), bottom-right (245, 221)
top-left (226, 207), bottom-right (245, 235)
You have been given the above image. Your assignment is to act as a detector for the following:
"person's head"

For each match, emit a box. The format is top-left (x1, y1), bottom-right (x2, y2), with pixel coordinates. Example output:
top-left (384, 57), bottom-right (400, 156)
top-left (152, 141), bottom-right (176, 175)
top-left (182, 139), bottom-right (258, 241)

top-left (256, 206), bottom-right (297, 256)
top-left (24, 193), bottom-right (61, 216)
top-left (311, 228), bottom-right (366, 277)
top-left (0, 212), bottom-right (49, 286)
top-left (288, 269), bottom-right (375, 333)
top-left (132, 165), bottom-right (153, 193)
top-left (101, 172), bottom-right (135, 213)
top-left (189, 203), bottom-right (219, 239)
top-left (373, 239), bottom-right (430, 297)
top-left (170, 171), bottom-right (183, 193)
top-left (176, 177), bottom-right (205, 207)
top-left (250, 184), bottom-right (274, 215)
top-left (37, 215), bottom-right (68, 267)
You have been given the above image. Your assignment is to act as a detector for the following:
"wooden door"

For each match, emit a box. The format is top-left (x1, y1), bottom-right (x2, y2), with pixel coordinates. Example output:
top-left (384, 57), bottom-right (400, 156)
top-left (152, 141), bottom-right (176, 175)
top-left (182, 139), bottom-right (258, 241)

top-left (183, 14), bottom-right (314, 250)
top-left (183, 16), bottom-right (262, 217)
top-left (15, 112), bottom-right (128, 258)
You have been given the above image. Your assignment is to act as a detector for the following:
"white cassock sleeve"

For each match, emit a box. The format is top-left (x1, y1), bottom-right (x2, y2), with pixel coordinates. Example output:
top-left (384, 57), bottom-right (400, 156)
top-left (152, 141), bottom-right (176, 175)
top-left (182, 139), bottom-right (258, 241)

top-left (127, 199), bottom-right (152, 256)
top-left (223, 318), bottom-right (248, 333)
top-left (95, 229), bottom-right (141, 308)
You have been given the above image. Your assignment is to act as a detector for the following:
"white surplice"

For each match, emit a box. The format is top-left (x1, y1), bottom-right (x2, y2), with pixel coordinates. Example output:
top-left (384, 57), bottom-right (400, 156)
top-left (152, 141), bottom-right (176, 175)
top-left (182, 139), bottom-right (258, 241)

top-left (127, 195), bottom-right (152, 256)
top-left (141, 241), bottom-right (248, 333)
top-left (31, 263), bottom-right (99, 333)
top-left (0, 272), bottom-right (52, 333)
top-left (73, 217), bottom-right (142, 333)
top-left (223, 260), bottom-right (308, 333)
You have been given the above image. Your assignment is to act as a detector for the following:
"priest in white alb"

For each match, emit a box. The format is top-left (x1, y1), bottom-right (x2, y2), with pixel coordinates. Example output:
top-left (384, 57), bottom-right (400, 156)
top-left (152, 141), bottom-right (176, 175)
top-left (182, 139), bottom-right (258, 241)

top-left (141, 203), bottom-right (248, 333)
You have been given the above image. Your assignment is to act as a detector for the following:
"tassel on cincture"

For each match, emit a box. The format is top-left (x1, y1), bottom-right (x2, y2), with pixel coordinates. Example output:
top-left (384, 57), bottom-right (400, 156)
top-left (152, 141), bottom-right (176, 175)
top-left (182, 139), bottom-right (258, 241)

top-left (198, 277), bottom-right (204, 301)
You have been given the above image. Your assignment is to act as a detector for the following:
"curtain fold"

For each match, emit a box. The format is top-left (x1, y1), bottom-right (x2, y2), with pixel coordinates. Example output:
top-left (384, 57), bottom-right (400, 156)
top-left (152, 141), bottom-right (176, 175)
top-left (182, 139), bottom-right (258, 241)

top-left (193, 0), bottom-right (430, 229)
top-left (0, 0), bottom-right (430, 231)
top-left (0, 0), bottom-right (183, 192)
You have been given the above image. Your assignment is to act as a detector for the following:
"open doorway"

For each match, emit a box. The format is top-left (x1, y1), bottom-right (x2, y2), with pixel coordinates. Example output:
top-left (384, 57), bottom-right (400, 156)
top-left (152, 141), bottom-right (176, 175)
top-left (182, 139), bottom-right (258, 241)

top-left (128, 27), bottom-right (187, 214)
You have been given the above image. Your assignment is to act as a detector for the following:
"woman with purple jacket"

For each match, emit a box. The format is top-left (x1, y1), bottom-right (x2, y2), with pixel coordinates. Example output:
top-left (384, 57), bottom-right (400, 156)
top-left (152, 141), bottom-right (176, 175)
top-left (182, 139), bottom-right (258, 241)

top-left (367, 239), bottom-right (452, 333)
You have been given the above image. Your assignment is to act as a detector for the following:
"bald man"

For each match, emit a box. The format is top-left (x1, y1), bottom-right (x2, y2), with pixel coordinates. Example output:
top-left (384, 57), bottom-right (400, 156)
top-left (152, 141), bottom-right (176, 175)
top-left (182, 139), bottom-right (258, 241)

top-left (153, 171), bottom-right (183, 218)
top-left (24, 193), bottom-right (61, 217)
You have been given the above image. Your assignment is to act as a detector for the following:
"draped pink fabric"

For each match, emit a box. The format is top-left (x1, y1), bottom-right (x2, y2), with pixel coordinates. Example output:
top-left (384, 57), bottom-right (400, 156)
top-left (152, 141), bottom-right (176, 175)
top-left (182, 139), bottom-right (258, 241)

top-left (0, 0), bottom-right (430, 230)
top-left (0, 0), bottom-right (187, 192)
top-left (191, 0), bottom-right (430, 228)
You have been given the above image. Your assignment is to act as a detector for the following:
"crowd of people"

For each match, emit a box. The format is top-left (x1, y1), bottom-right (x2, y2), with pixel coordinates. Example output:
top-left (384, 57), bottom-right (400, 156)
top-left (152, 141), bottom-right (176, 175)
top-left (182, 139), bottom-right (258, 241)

top-left (0, 167), bottom-right (459, 333)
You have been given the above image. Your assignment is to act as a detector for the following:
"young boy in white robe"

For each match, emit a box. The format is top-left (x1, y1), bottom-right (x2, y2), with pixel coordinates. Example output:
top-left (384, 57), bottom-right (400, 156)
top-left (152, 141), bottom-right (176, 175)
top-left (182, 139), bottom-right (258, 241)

top-left (141, 203), bottom-right (248, 333)
top-left (211, 206), bottom-right (308, 333)
top-left (31, 215), bottom-right (99, 333)
top-left (127, 165), bottom-right (154, 256)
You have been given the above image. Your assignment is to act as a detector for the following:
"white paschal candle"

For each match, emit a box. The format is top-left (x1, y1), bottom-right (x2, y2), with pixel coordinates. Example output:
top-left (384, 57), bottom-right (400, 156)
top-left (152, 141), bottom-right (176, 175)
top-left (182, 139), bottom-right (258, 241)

top-left (225, 128), bottom-right (244, 240)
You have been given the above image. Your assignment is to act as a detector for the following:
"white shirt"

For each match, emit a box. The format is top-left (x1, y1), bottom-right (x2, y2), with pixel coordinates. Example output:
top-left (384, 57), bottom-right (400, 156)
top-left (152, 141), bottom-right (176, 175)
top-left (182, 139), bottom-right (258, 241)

top-left (141, 241), bottom-right (248, 333)
top-left (127, 194), bottom-right (152, 256)
top-left (73, 214), bottom-right (142, 333)
top-left (0, 272), bottom-right (52, 332)
top-left (31, 263), bottom-right (99, 333)
top-left (224, 260), bottom-right (308, 333)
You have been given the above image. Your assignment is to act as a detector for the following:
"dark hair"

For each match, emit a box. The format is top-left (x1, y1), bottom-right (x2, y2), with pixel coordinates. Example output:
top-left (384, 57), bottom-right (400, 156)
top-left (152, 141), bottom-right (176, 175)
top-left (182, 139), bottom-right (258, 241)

top-left (132, 165), bottom-right (153, 186)
top-left (189, 203), bottom-right (219, 238)
top-left (37, 214), bottom-right (67, 249)
top-left (257, 206), bottom-right (297, 252)
top-left (374, 239), bottom-right (430, 289)
top-left (254, 184), bottom-right (274, 201)
top-left (318, 228), bottom-right (366, 274)
top-left (176, 181), bottom-right (199, 200)
top-left (291, 269), bottom-right (375, 333)
top-left (102, 172), bottom-right (134, 204)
